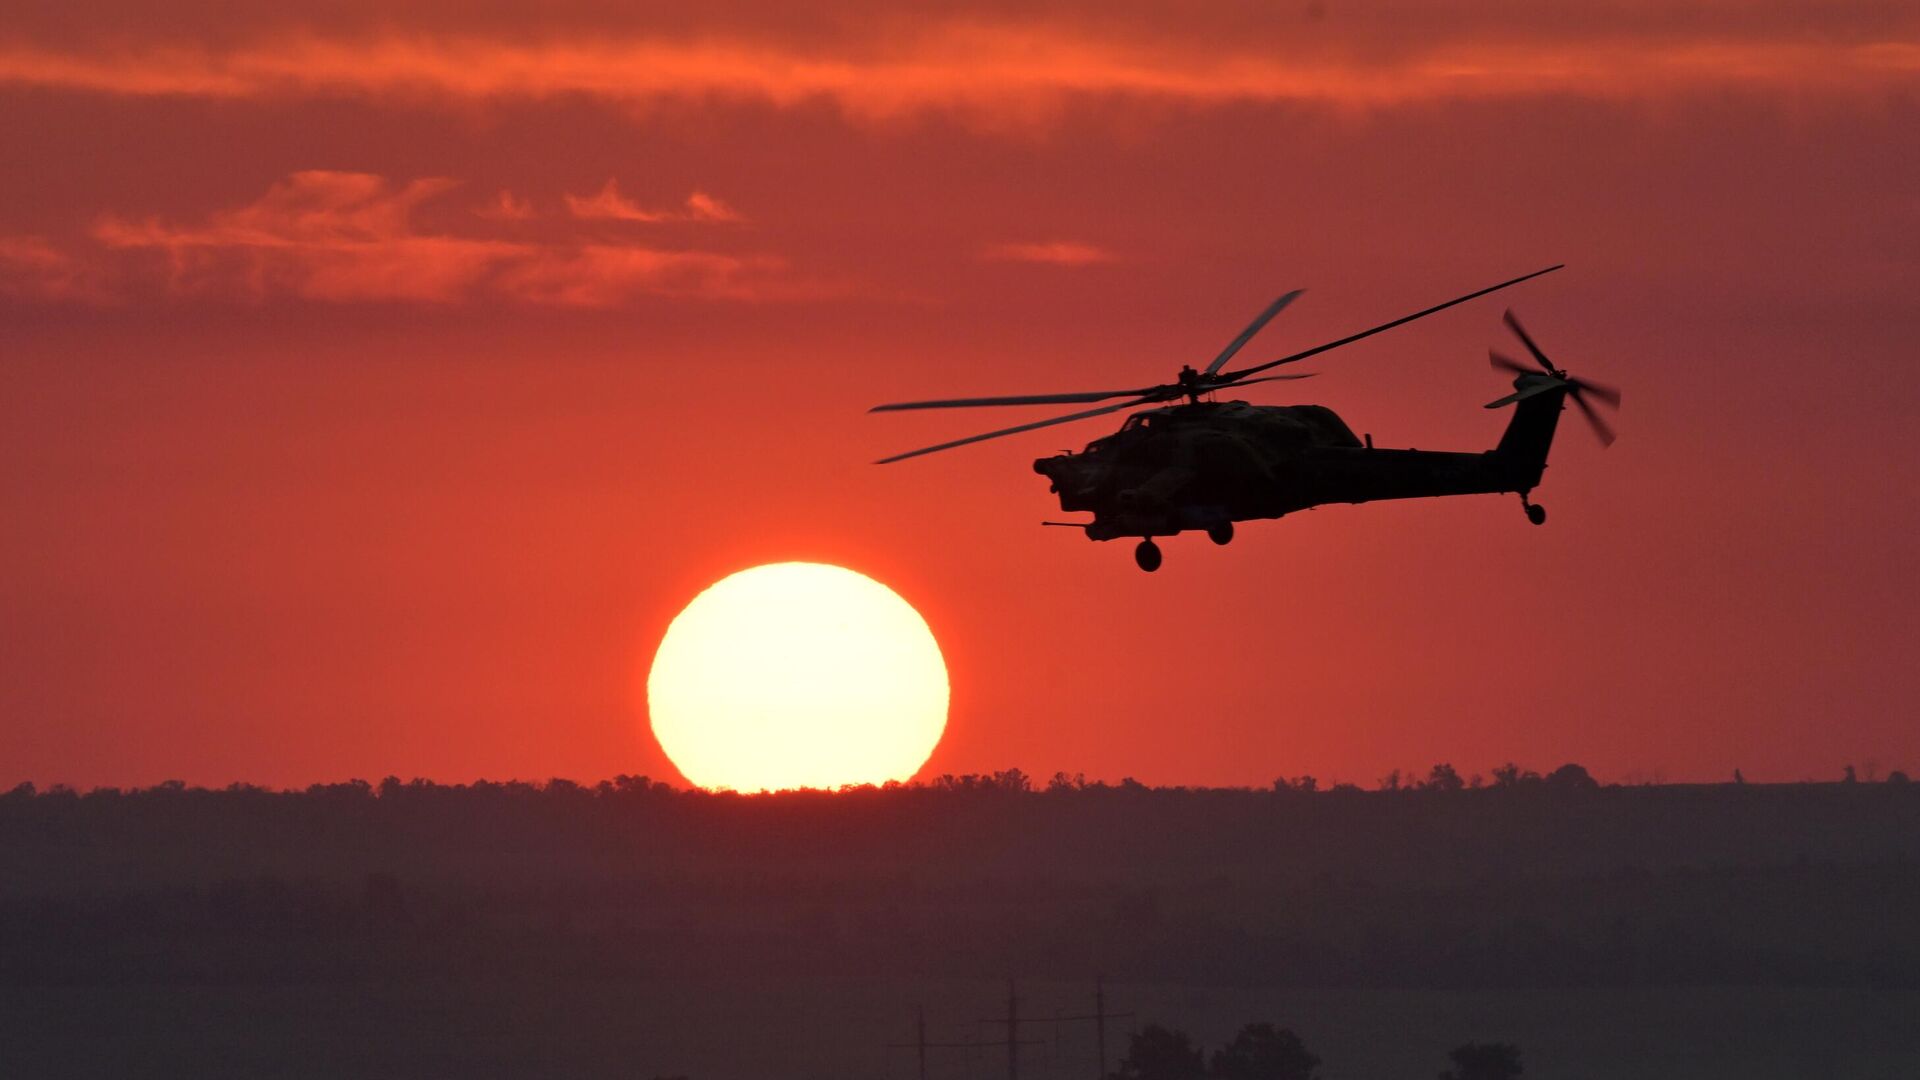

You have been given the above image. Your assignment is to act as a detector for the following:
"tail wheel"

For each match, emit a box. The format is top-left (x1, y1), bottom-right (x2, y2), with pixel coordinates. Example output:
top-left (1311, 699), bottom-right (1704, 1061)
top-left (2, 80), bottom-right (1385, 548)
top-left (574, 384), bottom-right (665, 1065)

top-left (1206, 521), bottom-right (1234, 546)
top-left (1134, 539), bottom-right (1163, 573)
top-left (1526, 503), bottom-right (1547, 526)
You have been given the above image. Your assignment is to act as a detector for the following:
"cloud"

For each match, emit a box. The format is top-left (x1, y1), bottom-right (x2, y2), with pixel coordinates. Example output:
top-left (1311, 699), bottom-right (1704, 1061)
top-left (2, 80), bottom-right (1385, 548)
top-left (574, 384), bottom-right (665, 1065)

top-left (683, 191), bottom-right (744, 224)
top-left (474, 190), bottom-right (536, 221)
top-left (565, 179), bottom-right (671, 223)
top-left (4, 171), bottom-right (784, 306)
top-left (982, 240), bottom-right (1115, 267)
top-left (565, 179), bottom-right (745, 224)
top-left (0, 235), bottom-right (110, 302)
top-left (89, 171), bottom-right (511, 303)
top-left (496, 245), bottom-right (781, 305)
top-left (0, 20), bottom-right (1913, 122)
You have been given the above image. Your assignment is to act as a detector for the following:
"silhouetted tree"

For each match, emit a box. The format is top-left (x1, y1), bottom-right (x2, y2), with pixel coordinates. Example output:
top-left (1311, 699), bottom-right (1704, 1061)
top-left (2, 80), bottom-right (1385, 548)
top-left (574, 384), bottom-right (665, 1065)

top-left (1209, 1023), bottom-right (1319, 1080)
top-left (1440, 1042), bottom-right (1522, 1080)
top-left (1545, 763), bottom-right (1598, 792)
top-left (1843, 765), bottom-right (1858, 784)
top-left (1113, 1024), bottom-right (1205, 1080)
top-left (993, 768), bottom-right (1033, 793)
top-left (1888, 770), bottom-right (1911, 784)
top-left (1491, 764), bottom-right (1542, 788)
top-left (306, 778), bottom-right (374, 803)
top-left (1048, 771), bottom-right (1088, 792)
top-left (1425, 764), bottom-right (1464, 793)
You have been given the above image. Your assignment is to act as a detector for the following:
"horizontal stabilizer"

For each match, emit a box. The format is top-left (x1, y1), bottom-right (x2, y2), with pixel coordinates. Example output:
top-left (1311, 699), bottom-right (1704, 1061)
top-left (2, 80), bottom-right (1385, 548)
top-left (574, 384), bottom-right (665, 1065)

top-left (1484, 378), bottom-right (1567, 409)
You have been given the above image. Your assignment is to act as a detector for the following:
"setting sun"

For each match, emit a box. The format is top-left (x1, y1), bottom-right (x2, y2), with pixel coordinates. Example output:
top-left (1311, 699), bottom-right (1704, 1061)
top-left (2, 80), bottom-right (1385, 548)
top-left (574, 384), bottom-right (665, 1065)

top-left (646, 562), bottom-right (948, 792)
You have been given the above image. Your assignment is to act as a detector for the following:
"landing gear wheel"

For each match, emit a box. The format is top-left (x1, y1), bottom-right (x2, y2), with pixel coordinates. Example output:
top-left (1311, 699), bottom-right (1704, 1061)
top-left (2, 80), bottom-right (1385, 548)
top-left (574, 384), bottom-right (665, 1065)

top-left (1134, 539), bottom-right (1163, 573)
top-left (1206, 521), bottom-right (1234, 546)
top-left (1525, 503), bottom-right (1547, 526)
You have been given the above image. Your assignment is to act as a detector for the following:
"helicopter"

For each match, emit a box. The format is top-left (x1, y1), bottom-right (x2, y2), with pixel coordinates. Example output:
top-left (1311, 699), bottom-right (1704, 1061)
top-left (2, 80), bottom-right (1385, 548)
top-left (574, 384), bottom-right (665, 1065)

top-left (870, 265), bottom-right (1620, 572)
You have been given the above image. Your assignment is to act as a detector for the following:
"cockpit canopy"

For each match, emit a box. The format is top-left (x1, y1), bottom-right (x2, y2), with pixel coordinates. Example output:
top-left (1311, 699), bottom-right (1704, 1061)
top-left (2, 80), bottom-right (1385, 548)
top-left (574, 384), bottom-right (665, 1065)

top-left (1118, 402), bottom-right (1361, 445)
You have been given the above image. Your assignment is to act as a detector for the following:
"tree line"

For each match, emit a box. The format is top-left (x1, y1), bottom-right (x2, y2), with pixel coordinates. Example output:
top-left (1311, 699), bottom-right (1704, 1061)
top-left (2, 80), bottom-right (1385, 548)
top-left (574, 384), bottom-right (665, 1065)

top-left (8, 757), bottom-right (1906, 804)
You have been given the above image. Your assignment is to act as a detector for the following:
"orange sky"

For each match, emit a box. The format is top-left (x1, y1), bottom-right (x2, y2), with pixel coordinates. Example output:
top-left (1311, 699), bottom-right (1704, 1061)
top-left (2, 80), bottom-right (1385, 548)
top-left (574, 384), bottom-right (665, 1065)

top-left (4, 1), bottom-right (1918, 789)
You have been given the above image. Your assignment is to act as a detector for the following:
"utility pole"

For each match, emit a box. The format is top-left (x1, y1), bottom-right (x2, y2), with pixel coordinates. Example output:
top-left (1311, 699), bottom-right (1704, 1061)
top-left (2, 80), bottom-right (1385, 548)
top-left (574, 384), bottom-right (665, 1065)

top-left (1025, 976), bottom-right (1133, 1080)
top-left (974, 980), bottom-right (1046, 1080)
top-left (1095, 977), bottom-right (1109, 1080)
top-left (890, 1002), bottom-right (1037, 1080)
top-left (905, 980), bottom-right (1122, 1080)
top-left (1087, 975), bottom-right (1137, 1080)
top-left (886, 1006), bottom-right (932, 1080)
top-left (1008, 982), bottom-right (1019, 1080)
top-left (974, 977), bottom-right (1134, 1080)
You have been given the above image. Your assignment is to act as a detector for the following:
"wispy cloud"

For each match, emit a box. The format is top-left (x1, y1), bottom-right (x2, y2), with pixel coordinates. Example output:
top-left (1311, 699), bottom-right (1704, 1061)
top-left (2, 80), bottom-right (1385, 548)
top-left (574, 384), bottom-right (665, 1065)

top-left (564, 179), bottom-right (745, 224)
top-left (683, 191), bottom-right (744, 224)
top-left (0, 235), bottom-right (110, 302)
top-left (496, 245), bottom-right (779, 305)
top-left (474, 189), bottom-right (536, 222)
top-left (982, 240), bottom-right (1116, 267)
top-left (2, 171), bottom-right (786, 306)
top-left (90, 171), bottom-right (519, 303)
top-left (0, 24), bottom-right (1912, 121)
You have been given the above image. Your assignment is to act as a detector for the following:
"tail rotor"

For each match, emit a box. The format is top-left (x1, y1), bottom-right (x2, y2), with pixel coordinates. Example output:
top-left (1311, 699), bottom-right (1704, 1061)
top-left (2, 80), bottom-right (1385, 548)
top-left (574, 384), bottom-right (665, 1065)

top-left (1485, 310), bottom-right (1621, 447)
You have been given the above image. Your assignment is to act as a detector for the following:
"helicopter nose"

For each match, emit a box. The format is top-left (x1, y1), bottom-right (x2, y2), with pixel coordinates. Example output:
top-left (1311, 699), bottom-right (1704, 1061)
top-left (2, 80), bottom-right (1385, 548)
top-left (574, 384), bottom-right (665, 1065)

top-left (1033, 454), bottom-right (1074, 478)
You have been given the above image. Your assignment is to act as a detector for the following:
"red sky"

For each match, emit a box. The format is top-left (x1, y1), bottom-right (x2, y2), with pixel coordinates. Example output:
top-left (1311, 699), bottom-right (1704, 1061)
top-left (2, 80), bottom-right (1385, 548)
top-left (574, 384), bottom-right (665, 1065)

top-left (3, 1), bottom-right (1917, 790)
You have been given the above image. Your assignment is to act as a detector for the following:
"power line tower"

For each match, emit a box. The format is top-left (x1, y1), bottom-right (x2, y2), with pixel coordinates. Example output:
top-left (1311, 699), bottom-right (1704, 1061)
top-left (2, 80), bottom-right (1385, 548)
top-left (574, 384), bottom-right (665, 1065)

top-left (976, 981), bottom-right (1048, 1080)
top-left (894, 979), bottom-right (1130, 1080)
top-left (889, 1002), bottom-right (1040, 1080)
top-left (1092, 976), bottom-right (1131, 1080)
top-left (1043, 976), bottom-right (1133, 1079)
top-left (980, 977), bottom-right (1133, 1080)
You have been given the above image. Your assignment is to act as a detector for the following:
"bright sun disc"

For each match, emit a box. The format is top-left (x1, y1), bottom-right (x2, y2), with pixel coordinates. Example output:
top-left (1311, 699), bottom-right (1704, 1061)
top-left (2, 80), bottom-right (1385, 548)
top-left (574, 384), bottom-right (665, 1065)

top-left (646, 562), bottom-right (949, 792)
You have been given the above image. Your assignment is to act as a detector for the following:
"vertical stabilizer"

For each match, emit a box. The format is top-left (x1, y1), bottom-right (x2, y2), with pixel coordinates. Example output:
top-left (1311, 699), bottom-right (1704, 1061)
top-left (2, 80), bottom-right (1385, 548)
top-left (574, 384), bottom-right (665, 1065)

top-left (1492, 378), bottom-right (1567, 490)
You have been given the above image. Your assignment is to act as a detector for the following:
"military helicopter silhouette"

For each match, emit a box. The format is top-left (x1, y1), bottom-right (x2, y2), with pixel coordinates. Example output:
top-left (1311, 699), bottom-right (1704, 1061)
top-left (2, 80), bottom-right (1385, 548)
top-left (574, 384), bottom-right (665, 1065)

top-left (871, 265), bottom-right (1619, 572)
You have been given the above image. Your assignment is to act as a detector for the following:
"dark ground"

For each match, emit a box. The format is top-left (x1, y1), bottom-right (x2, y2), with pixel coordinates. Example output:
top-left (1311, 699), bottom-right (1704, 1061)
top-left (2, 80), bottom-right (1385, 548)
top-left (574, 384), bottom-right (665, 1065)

top-left (4, 771), bottom-right (1918, 1077)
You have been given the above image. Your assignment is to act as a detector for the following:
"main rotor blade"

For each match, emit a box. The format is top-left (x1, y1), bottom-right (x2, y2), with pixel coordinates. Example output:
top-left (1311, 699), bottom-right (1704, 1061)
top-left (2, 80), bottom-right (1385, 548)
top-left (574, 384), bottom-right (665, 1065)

top-left (875, 397), bottom-right (1152, 464)
top-left (1218, 265), bottom-right (1563, 383)
top-left (1502, 309), bottom-right (1553, 371)
top-left (1570, 389), bottom-right (1617, 446)
top-left (1216, 373), bottom-right (1317, 391)
top-left (1204, 290), bottom-right (1304, 375)
top-left (871, 387), bottom-right (1156, 412)
top-left (1489, 349), bottom-right (1533, 377)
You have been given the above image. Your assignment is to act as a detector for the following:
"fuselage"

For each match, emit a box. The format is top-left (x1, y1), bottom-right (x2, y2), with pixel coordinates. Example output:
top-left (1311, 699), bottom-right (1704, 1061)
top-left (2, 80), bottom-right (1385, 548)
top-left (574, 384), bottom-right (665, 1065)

top-left (1032, 395), bottom-right (1560, 541)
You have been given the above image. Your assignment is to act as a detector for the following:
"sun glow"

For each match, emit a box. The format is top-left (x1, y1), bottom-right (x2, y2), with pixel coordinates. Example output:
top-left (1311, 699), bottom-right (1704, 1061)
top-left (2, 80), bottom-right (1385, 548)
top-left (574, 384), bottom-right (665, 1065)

top-left (646, 562), bottom-right (949, 792)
